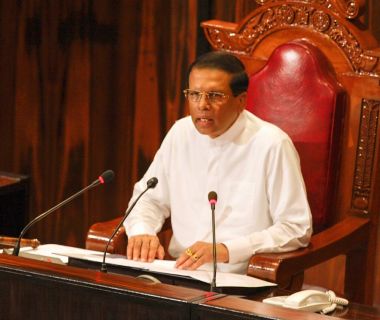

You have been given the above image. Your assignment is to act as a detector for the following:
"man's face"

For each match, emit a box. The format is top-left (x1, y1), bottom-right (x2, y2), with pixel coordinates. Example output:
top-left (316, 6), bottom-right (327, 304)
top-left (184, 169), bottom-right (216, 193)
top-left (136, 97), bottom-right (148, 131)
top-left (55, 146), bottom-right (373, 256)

top-left (187, 67), bottom-right (246, 138)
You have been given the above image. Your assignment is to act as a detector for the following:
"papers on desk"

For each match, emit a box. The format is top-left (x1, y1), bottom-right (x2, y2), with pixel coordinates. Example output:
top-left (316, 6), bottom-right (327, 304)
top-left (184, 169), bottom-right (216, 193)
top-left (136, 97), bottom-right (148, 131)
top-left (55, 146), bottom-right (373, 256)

top-left (2, 244), bottom-right (87, 265)
top-left (6, 244), bottom-right (276, 288)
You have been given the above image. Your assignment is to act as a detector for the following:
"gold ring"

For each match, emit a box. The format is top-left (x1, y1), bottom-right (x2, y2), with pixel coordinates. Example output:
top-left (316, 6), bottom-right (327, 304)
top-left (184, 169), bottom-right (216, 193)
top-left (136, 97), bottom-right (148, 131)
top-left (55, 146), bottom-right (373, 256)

top-left (192, 254), bottom-right (199, 261)
top-left (185, 248), bottom-right (194, 257)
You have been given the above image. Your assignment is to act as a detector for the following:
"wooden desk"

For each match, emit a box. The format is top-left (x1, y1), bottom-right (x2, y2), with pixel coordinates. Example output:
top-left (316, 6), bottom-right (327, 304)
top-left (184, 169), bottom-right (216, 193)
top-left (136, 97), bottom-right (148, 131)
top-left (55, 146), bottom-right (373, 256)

top-left (1, 254), bottom-right (379, 320)
top-left (0, 253), bottom-right (208, 320)
top-left (195, 294), bottom-right (380, 320)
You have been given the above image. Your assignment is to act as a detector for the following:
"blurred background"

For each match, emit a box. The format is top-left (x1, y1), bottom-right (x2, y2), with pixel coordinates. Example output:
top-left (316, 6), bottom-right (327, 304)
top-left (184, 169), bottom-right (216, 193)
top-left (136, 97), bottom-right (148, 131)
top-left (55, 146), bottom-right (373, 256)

top-left (1, 0), bottom-right (379, 304)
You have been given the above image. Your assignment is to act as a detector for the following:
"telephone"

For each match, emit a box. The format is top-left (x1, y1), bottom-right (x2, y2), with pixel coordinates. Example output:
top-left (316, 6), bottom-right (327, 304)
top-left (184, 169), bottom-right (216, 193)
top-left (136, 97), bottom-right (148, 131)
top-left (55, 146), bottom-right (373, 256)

top-left (262, 289), bottom-right (349, 314)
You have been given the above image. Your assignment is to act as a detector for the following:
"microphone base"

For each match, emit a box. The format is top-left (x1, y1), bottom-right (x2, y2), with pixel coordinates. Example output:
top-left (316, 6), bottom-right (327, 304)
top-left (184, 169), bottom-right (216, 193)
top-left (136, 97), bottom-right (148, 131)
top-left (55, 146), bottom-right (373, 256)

top-left (210, 281), bottom-right (217, 292)
top-left (100, 264), bottom-right (108, 273)
top-left (12, 246), bottom-right (20, 256)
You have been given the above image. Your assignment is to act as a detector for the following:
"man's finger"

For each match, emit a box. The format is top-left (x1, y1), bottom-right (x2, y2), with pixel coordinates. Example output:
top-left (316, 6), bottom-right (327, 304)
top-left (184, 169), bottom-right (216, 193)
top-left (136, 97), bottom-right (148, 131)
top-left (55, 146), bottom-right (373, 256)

top-left (156, 244), bottom-right (165, 260)
top-left (127, 237), bottom-right (136, 259)
top-left (147, 238), bottom-right (159, 262)
top-left (140, 238), bottom-right (151, 262)
top-left (132, 238), bottom-right (143, 260)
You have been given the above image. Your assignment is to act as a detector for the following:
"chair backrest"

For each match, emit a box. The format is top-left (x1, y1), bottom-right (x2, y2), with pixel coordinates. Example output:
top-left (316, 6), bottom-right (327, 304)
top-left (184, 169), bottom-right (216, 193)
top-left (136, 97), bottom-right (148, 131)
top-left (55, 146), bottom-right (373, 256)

top-left (246, 40), bottom-right (346, 232)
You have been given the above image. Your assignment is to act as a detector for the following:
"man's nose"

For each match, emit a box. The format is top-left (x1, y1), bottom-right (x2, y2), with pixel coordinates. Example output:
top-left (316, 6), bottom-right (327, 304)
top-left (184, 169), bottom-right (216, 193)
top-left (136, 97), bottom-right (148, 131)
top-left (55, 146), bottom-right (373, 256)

top-left (197, 93), bottom-right (211, 110)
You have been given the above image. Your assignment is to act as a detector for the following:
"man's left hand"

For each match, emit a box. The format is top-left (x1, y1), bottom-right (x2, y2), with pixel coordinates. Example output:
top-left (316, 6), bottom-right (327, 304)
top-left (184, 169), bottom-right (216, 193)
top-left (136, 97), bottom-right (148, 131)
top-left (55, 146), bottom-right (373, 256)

top-left (175, 241), bottom-right (229, 270)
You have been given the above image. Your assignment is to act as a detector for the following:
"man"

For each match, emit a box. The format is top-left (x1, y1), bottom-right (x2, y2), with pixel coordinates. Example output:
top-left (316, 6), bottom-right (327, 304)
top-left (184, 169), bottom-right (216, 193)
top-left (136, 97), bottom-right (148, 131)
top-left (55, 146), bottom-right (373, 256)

top-left (124, 51), bottom-right (312, 274)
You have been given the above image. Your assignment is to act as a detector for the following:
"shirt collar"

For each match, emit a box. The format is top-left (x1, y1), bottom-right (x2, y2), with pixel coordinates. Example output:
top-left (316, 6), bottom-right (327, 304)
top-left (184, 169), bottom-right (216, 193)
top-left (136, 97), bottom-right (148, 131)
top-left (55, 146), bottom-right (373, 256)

top-left (198, 110), bottom-right (247, 147)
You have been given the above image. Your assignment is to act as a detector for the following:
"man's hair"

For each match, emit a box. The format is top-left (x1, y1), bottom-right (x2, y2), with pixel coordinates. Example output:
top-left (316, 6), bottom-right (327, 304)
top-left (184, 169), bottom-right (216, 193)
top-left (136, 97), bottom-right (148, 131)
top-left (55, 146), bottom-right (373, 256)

top-left (186, 51), bottom-right (249, 96)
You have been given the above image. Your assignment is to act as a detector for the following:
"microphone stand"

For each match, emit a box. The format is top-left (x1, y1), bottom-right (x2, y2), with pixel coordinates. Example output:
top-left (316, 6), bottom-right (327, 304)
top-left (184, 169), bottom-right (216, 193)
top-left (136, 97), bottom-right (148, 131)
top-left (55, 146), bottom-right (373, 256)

top-left (100, 177), bottom-right (158, 273)
top-left (13, 179), bottom-right (102, 256)
top-left (210, 202), bottom-right (217, 292)
top-left (208, 191), bottom-right (218, 292)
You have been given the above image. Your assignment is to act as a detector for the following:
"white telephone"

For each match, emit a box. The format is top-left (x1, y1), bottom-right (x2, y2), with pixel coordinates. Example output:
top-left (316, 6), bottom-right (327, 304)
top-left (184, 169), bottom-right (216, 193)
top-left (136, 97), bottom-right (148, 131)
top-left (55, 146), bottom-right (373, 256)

top-left (263, 289), bottom-right (349, 314)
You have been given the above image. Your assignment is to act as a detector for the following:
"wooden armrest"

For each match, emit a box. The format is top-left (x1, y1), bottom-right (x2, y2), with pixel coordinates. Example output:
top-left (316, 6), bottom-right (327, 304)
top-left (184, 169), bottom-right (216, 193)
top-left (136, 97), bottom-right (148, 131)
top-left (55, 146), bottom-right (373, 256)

top-left (247, 216), bottom-right (370, 289)
top-left (0, 236), bottom-right (40, 249)
top-left (86, 217), bottom-right (173, 256)
top-left (86, 217), bottom-right (127, 255)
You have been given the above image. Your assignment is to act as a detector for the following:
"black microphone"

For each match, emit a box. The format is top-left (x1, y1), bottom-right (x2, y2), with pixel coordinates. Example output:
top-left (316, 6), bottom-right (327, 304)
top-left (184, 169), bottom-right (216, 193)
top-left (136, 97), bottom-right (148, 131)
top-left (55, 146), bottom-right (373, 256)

top-left (13, 170), bottom-right (115, 256)
top-left (100, 177), bottom-right (158, 273)
top-left (208, 191), bottom-right (218, 292)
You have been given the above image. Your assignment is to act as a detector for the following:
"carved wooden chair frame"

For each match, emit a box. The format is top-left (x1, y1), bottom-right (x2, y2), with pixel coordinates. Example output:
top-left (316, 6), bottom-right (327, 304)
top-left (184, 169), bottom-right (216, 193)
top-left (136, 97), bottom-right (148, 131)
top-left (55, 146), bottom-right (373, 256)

top-left (200, 0), bottom-right (380, 305)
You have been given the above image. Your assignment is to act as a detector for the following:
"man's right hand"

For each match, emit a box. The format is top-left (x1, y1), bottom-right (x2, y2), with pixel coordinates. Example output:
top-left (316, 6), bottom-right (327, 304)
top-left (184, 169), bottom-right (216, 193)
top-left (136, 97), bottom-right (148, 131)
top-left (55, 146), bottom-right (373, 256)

top-left (126, 234), bottom-right (165, 262)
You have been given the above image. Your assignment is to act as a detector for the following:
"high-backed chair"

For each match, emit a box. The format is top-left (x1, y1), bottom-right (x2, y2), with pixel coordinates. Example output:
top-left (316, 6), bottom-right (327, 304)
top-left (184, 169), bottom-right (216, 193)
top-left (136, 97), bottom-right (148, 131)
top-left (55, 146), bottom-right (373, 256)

top-left (200, 0), bottom-right (380, 305)
top-left (86, 0), bottom-right (380, 305)
top-left (247, 39), bottom-right (346, 234)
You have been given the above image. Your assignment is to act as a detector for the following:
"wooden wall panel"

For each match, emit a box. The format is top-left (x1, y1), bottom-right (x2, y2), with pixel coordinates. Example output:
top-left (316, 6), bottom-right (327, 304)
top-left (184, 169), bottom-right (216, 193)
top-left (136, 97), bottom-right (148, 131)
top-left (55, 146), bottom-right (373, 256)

top-left (212, 0), bottom-right (258, 21)
top-left (87, 0), bottom-right (137, 237)
top-left (10, 1), bottom-right (93, 246)
top-left (376, 219), bottom-right (380, 307)
top-left (0, 0), bottom-right (198, 248)
top-left (131, 1), bottom-right (197, 183)
top-left (0, 1), bottom-right (18, 169)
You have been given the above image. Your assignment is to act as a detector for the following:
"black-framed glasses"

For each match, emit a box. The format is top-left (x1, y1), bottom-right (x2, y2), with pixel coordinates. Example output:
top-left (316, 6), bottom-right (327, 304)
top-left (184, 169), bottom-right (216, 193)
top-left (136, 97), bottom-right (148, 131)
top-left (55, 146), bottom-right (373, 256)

top-left (183, 89), bottom-right (229, 104)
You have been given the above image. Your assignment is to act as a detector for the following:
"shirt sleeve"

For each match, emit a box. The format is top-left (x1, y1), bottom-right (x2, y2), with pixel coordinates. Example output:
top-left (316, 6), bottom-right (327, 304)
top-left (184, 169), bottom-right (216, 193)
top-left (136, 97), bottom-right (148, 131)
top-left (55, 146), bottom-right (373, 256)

top-left (123, 133), bottom-right (172, 237)
top-left (223, 138), bottom-right (313, 265)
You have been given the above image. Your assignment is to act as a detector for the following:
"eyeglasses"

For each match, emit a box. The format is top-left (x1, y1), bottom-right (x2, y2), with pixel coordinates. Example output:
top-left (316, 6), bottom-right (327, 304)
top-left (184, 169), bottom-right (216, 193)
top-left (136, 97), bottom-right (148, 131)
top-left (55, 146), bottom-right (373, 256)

top-left (183, 89), bottom-right (229, 104)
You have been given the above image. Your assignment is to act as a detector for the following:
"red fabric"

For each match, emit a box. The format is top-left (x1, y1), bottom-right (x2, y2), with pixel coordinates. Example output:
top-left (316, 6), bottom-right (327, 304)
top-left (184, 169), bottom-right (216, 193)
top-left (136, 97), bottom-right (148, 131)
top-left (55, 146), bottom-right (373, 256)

top-left (246, 40), bottom-right (346, 232)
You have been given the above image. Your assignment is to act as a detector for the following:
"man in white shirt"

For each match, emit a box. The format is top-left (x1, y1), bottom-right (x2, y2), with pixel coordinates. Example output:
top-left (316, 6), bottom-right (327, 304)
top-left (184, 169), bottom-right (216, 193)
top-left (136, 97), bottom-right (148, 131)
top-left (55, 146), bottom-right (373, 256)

top-left (124, 51), bottom-right (312, 274)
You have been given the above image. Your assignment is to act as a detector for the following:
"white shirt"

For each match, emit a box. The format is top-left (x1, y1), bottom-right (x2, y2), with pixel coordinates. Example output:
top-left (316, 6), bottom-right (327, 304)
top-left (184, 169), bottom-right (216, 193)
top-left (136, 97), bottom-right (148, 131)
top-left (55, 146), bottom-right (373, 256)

top-left (124, 110), bottom-right (312, 273)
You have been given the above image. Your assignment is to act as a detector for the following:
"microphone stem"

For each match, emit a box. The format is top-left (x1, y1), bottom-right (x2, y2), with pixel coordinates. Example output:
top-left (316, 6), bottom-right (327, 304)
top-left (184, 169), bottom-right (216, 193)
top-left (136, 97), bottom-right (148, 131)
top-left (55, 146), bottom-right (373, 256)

top-left (211, 204), bottom-right (217, 292)
top-left (100, 186), bottom-right (151, 273)
top-left (13, 180), bottom-right (100, 256)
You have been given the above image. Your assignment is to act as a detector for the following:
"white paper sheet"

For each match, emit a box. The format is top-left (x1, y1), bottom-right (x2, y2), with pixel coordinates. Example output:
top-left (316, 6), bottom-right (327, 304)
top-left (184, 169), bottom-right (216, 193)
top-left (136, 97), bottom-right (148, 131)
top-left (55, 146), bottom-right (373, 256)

top-left (15, 244), bottom-right (276, 288)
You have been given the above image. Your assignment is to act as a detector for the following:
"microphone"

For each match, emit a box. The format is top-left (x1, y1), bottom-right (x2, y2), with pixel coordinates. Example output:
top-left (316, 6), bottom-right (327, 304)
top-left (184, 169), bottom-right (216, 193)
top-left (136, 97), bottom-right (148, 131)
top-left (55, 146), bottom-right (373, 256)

top-left (208, 191), bottom-right (218, 292)
top-left (12, 170), bottom-right (115, 256)
top-left (100, 177), bottom-right (158, 273)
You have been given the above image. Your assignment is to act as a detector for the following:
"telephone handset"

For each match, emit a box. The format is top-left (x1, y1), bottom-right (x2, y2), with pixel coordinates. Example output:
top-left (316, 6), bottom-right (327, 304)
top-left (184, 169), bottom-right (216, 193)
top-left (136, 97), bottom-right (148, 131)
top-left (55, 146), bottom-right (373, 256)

top-left (263, 289), bottom-right (349, 314)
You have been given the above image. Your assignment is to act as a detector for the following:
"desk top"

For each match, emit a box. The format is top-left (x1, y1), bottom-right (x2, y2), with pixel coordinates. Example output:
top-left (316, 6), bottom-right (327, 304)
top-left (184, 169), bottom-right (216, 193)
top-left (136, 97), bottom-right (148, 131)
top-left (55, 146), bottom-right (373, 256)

top-left (218, 291), bottom-right (380, 320)
top-left (0, 171), bottom-right (28, 189)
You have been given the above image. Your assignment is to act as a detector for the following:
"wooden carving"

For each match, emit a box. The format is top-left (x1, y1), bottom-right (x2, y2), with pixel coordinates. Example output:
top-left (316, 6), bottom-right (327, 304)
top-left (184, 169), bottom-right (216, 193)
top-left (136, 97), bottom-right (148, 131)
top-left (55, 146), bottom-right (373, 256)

top-left (352, 99), bottom-right (380, 214)
top-left (253, 0), bottom-right (365, 19)
top-left (202, 1), bottom-right (380, 77)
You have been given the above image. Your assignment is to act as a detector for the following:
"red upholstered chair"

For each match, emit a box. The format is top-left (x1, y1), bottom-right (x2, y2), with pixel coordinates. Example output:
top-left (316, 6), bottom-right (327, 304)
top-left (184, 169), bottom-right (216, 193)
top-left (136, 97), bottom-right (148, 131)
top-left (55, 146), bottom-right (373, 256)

top-left (87, 1), bottom-right (380, 305)
top-left (246, 40), bottom-right (346, 233)
top-left (243, 38), bottom-right (350, 287)
top-left (198, 1), bottom-right (380, 305)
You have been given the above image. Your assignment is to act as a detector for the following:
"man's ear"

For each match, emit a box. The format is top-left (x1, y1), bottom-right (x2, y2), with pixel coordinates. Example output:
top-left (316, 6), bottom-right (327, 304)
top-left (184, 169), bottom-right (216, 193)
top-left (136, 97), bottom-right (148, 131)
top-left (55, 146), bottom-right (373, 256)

top-left (237, 92), bottom-right (247, 112)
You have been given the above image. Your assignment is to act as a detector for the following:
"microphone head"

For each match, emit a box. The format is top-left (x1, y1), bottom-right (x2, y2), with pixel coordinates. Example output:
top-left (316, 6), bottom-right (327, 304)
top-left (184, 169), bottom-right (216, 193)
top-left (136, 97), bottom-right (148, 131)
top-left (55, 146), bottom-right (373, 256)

top-left (147, 177), bottom-right (158, 189)
top-left (208, 191), bottom-right (218, 203)
top-left (98, 170), bottom-right (115, 184)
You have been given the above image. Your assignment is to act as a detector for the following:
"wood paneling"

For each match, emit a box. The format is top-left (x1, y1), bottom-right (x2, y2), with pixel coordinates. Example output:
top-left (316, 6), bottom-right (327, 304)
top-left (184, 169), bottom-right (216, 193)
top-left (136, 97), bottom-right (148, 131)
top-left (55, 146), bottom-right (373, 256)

top-left (0, 1), bottom-right (18, 169)
top-left (0, 0), bottom-right (198, 249)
